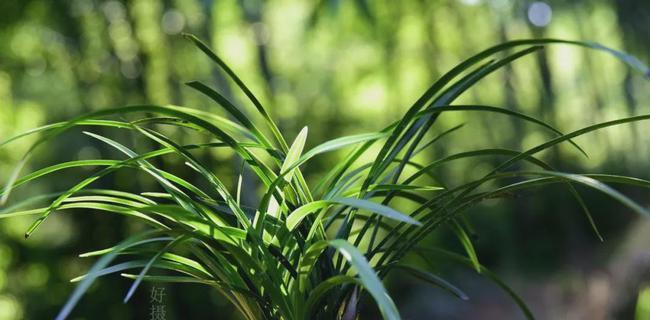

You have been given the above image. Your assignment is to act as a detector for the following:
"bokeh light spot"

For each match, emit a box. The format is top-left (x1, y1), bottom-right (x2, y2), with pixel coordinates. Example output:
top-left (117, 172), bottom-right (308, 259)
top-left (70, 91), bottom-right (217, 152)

top-left (528, 1), bottom-right (552, 27)
top-left (0, 295), bottom-right (23, 320)
top-left (102, 1), bottom-right (126, 22)
top-left (458, 0), bottom-right (482, 6)
top-left (162, 9), bottom-right (185, 35)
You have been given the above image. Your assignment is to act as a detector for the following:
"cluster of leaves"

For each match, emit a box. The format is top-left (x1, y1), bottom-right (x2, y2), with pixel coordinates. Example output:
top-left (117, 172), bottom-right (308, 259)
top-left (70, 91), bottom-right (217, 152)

top-left (1, 34), bottom-right (649, 320)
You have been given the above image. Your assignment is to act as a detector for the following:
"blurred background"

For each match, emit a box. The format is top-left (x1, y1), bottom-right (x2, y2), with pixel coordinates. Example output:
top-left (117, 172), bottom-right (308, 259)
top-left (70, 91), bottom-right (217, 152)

top-left (0, 0), bottom-right (649, 319)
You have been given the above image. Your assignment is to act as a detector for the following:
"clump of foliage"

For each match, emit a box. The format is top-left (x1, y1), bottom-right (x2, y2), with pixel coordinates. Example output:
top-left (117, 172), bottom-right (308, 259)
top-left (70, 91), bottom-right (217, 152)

top-left (1, 34), bottom-right (649, 320)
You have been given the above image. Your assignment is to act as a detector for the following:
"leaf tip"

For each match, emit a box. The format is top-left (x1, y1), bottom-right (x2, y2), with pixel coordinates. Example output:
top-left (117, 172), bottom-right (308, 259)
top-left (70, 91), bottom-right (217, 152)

top-left (180, 32), bottom-right (195, 41)
top-left (123, 292), bottom-right (134, 304)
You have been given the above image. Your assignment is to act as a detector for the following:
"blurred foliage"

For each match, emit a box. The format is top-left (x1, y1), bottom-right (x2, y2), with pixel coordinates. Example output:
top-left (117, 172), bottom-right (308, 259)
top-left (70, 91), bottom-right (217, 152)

top-left (0, 0), bottom-right (648, 319)
top-left (638, 286), bottom-right (650, 320)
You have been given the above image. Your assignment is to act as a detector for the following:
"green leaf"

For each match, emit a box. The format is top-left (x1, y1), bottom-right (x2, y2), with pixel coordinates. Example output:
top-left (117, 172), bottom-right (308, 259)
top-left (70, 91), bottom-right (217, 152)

top-left (286, 197), bottom-right (421, 231)
top-left (182, 33), bottom-right (290, 152)
top-left (299, 132), bottom-right (388, 168)
top-left (281, 127), bottom-right (309, 183)
top-left (185, 81), bottom-right (275, 150)
top-left (123, 236), bottom-right (187, 302)
top-left (521, 171), bottom-right (650, 218)
top-left (304, 275), bottom-right (359, 317)
top-left (56, 231), bottom-right (173, 320)
top-left (295, 240), bottom-right (328, 292)
top-left (329, 239), bottom-right (401, 320)
top-left (449, 219), bottom-right (481, 273)
top-left (416, 248), bottom-right (534, 320)
top-left (257, 131), bottom-right (388, 231)
top-left (119, 274), bottom-right (219, 286)
top-left (391, 264), bottom-right (468, 300)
